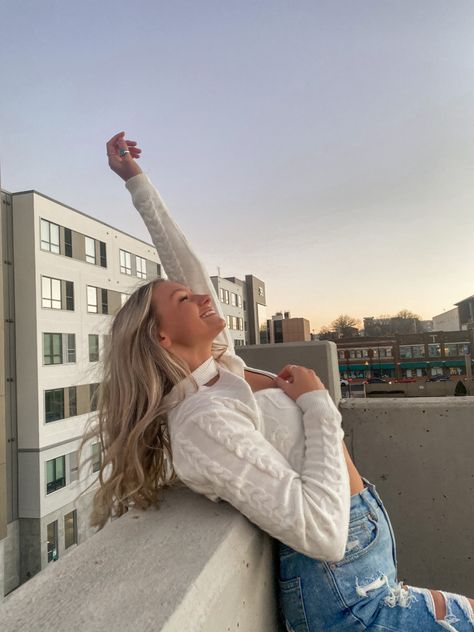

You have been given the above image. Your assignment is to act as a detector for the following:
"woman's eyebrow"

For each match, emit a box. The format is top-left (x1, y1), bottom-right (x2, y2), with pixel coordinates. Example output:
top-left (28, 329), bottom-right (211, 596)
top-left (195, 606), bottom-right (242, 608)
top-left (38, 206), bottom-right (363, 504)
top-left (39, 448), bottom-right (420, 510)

top-left (169, 287), bottom-right (192, 299)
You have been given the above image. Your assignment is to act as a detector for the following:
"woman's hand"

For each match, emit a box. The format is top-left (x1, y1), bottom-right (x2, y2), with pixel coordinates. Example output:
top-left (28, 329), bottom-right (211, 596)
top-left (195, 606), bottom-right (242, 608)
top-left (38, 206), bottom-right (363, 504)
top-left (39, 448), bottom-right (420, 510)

top-left (106, 131), bottom-right (143, 182)
top-left (274, 364), bottom-right (325, 401)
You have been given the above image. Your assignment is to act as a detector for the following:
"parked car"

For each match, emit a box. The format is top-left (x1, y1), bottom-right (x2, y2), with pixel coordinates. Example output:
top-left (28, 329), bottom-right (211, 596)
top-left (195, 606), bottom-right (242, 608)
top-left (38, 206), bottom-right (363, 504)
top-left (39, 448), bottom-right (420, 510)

top-left (365, 377), bottom-right (392, 384)
top-left (426, 375), bottom-right (450, 382)
top-left (394, 377), bottom-right (417, 383)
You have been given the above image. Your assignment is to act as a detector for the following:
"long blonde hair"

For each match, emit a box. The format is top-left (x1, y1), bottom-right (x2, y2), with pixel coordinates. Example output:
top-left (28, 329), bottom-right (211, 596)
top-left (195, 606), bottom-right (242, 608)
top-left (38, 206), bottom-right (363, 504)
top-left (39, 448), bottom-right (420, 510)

top-left (81, 278), bottom-right (192, 530)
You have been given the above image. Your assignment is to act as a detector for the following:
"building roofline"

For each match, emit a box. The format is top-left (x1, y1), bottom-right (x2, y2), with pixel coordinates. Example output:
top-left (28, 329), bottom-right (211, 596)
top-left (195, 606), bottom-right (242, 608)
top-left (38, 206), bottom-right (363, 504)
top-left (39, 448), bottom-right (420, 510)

top-left (8, 188), bottom-right (156, 249)
top-left (454, 296), bottom-right (474, 306)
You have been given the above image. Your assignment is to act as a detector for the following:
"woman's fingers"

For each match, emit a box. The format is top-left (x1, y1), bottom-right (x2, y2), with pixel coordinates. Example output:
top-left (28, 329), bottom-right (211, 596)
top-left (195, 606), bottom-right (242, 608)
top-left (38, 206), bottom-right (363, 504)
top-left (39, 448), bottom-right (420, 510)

top-left (106, 131), bottom-right (143, 180)
top-left (106, 131), bottom-right (125, 153)
top-left (277, 365), bottom-right (297, 380)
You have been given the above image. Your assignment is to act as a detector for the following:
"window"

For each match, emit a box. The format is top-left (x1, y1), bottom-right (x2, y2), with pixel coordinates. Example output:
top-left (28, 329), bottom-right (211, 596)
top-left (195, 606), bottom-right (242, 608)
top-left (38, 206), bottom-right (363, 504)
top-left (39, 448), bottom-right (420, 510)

top-left (444, 343), bottom-right (469, 357)
top-left (47, 520), bottom-right (58, 562)
top-left (120, 293), bottom-right (128, 306)
top-left (237, 317), bottom-right (243, 331)
top-left (42, 276), bottom-right (61, 309)
top-left (87, 286), bottom-right (98, 313)
top-left (40, 219), bottom-right (60, 254)
top-left (120, 249), bottom-right (132, 275)
top-left (64, 228), bottom-right (72, 257)
top-left (43, 333), bottom-right (62, 365)
top-left (68, 451), bottom-right (79, 483)
top-left (411, 345), bottom-right (425, 358)
top-left (156, 263), bottom-right (161, 277)
top-left (67, 334), bottom-right (76, 362)
top-left (90, 383), bottom-right (100, 412)
top-left (43, 333), bottom-right (75, 365)
top-left (42, 277), bottom-right (73, 311)
top-left (226, 315), bottom-right (232, 328)
top-left (64, 510), bottom-right (78, 549)
top-left (101, 289), bottom-right (108, 315)
top-left (85, 236), bottom-right (96, 264)
top-left (99, 241), bottom-right (107, 267)
top-left (136, 256), bottom-right (147, 279)
top-left (231, 293), bottom-right (237, 306)
top-left (399, 345), bottom-right (413, 359)
top-left (46, 456), bottom-right (66, 494)
top-left (236, 295), bottom-right (242, 308)
top-left (258, 286), bottom-right (264, 297)
top-left (91, 443), bottom-right (101, 473)
top-left (89, 334), bottom-right (99, 362)
top-left (428, 343), bottom-right (441, 357)
top-left (219, 289), bottom-right (230, 304)
top-left (65, 281), bottom-right (74, 311)
top-left (45, 389), bottom-right (65, 423)
top-left (68, 386), bottom-right (77, 417)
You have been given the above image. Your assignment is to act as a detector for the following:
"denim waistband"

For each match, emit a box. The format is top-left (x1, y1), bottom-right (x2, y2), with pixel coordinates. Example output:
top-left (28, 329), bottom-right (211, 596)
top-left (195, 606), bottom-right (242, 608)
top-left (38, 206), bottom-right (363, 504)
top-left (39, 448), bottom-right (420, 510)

top-left (348, 477), bottom-right (384, 522)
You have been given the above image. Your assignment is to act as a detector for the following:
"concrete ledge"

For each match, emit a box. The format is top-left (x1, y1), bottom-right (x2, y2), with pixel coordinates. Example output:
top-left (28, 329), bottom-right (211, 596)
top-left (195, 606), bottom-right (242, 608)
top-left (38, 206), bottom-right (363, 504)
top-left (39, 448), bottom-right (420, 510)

top-left (1, 488), bottom-right (283, 632)
top-left (341, 396), bottom-right (474, 595)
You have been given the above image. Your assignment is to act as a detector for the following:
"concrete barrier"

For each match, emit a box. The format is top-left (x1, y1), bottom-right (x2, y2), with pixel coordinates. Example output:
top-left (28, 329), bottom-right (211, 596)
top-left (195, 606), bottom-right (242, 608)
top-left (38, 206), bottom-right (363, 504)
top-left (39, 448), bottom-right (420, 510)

top-left (341, 396), bottom-right (474, 595)
top-left (236, 341), bottom-right (342, 403)
top-left (0, 488), bottom-right (284, 632)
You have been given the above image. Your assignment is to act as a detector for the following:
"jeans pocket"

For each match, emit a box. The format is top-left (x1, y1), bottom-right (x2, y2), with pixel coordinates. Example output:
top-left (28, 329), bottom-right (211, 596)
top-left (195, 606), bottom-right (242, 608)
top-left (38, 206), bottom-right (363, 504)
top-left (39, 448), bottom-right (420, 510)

top-left (334, 513), bottom-right (380, 566)
top-left (278, 576), bottom-right (310, 632)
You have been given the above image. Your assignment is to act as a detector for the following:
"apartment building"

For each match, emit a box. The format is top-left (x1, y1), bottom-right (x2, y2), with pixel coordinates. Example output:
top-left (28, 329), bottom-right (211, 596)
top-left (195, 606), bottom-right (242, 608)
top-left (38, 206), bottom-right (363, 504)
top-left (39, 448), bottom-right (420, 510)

top-left (1, 187), bottom-right (161, 596)
top-left (210, 276), bottom-right (245, 346)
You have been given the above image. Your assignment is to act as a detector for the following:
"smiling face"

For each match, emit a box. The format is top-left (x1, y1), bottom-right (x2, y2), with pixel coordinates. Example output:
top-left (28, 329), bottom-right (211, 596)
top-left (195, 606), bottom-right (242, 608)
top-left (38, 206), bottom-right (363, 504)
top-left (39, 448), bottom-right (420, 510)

top-left (151, 281), bottom-right (226, 356)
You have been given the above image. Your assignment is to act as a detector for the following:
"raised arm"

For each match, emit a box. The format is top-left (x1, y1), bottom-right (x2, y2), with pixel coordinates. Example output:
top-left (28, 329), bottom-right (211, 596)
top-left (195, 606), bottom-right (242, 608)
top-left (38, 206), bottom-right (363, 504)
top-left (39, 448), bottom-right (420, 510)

top-left (106, 132), bottom-right (234, 352)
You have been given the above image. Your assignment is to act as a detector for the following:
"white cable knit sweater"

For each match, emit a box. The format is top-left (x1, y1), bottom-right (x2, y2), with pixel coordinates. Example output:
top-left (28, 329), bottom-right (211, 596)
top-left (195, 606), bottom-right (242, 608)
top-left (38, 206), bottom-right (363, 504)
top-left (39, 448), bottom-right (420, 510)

top-left (125, 173), bottom-right (350, 561)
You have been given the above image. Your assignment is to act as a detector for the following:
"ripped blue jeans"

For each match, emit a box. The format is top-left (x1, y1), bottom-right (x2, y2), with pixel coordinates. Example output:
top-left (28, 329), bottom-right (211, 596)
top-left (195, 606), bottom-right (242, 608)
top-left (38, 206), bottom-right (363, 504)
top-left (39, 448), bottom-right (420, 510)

top-left (277, 479), bottom-right (474, 631)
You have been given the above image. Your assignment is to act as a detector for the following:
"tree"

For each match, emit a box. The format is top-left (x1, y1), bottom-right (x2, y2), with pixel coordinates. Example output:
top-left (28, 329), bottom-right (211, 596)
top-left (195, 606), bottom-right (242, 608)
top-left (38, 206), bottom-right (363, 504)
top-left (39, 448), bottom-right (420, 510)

top-left (396, 309), bottom-right (421, 320)
top-left (454, 380), bottom-right (467, 396)
top-left (331, 315), bottom-right (361, 338)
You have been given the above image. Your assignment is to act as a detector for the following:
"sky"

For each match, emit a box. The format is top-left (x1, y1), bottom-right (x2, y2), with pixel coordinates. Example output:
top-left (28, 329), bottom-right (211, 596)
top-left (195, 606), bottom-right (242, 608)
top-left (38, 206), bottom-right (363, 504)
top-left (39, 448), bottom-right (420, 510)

top-left (1, 0), bottom-right (473, 332)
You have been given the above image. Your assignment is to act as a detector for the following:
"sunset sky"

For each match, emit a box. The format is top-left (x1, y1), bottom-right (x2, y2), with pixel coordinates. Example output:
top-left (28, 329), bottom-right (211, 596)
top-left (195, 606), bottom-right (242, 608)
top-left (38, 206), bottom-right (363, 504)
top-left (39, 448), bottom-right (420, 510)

top-left (1, 1), bottom-right (473, 331)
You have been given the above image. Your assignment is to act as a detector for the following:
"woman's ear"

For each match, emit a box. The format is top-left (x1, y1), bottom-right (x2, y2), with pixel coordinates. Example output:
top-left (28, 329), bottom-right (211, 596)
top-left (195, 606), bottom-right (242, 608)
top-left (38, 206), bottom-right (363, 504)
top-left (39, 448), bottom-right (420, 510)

top-left (157, 330), bottom-right (172, 349)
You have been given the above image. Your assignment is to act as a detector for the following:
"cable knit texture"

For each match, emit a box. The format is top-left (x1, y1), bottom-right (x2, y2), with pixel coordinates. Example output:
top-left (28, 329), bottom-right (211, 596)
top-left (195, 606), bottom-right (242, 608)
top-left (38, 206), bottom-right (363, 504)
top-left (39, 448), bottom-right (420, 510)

top-left (126, 173), bottom-right (351, 561)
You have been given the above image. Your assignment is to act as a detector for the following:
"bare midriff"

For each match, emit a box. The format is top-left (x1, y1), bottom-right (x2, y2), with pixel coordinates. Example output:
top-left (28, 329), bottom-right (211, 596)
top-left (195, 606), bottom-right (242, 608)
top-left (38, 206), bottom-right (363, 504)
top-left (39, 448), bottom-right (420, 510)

top-left (244, 370), bottom-right (365, 497)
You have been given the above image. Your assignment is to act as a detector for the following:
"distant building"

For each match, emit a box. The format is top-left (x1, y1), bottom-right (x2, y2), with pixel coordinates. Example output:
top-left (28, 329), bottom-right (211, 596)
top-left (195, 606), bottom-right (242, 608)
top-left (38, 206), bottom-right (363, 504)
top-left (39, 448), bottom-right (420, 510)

top-left (455, 295), bottom-right (474, 331)
top-left (337, 330), bottom-right (473, 381)
top-left (239, 275), bottom-right (268, 345)
top-left (268, 311), bottom-right (311, 343)
top-left (209, 276), bottom-right (245, 347)
top-left (432, 307), bottom-right (460, 332)
top-left (363, 316), bottom-right (426, 336)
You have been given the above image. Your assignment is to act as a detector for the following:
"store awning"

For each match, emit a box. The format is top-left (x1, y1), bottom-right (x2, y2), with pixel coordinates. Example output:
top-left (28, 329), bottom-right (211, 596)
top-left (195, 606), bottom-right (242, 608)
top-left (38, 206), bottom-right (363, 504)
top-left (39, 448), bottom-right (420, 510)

top-left (400, 362), bottom-right (428, 369)
top-left (338, 363), bottom-right (395, 372)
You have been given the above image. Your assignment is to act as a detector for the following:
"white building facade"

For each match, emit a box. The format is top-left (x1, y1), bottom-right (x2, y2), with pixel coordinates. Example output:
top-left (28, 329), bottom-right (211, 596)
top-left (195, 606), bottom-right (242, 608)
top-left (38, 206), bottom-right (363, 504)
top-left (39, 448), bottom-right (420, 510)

top-left (210, 276), bottom-right (246, 346)
top-left (2, 188), bottom-right (161, 594)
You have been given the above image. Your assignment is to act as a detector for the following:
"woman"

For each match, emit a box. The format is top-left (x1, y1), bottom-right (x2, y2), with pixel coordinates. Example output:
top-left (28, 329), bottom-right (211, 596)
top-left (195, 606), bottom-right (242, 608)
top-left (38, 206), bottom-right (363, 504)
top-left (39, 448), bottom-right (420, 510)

top-left (86, 131), bottom-right (474, 631)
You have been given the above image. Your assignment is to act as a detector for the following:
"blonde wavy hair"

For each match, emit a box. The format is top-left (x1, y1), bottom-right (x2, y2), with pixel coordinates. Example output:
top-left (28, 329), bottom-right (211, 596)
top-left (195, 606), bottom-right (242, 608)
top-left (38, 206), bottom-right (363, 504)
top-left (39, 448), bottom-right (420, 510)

top-left (80, 277), bottom-right (223, 530)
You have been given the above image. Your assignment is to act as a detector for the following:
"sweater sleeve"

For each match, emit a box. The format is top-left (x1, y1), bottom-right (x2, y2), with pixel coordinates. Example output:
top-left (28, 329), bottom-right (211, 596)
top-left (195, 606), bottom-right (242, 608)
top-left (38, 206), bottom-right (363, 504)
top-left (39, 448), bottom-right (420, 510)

top-left (170, 389), bottom-right (350, 561)
top-left (125, 173), bottom-right (234, 352)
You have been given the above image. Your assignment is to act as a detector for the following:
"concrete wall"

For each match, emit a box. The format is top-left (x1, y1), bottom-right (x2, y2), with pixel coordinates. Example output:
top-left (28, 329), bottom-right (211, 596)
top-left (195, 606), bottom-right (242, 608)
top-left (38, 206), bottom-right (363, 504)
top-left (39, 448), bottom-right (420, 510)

top-left (341, 396), bottom-right (474, 595)
top-left (366, 380), bottom-right (473, 397)
top-left (3, 520), bottom-right (20, 595)
top-left (0, 488), bottom-right (284, 631)
top-left (236, 340), bottom-right (342, 404)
